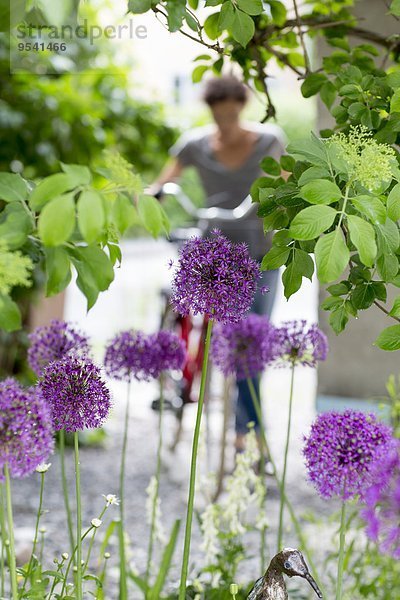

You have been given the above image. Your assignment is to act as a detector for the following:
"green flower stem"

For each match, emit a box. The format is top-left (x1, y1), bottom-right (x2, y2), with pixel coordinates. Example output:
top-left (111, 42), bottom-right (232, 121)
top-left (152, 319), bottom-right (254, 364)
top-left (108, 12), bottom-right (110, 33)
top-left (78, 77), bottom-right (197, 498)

top-left (336, 498), bottom-right (347, 600)
top-left (83, 504), bottom-right (108, 574)
top-left (4, 465), bottom-right (18, 600)
top-left (277, 361), bottom-right (296, 551)
top-left (60, 524), bottom-right (95, 596)
top-left (74, 432), bottom-right (82, 600)
top-left (21, 471), bottom-right (46, 593)
top-left (178, 318), bottom-right (214, 600)
top-left (0, 483), bottom-right (7, 598)
top-left (47, 555), bottom-right (67, 599)
top-left (245, 376), bottom-right (324, 595)
top-left (119, 378), bottom-right (131, 600)
top-left (145, 374), bottom-right (165, 593)
top-left (59, 429), bottom-right (75, 556)
top-left (245, 372), bottom-right (267, 573)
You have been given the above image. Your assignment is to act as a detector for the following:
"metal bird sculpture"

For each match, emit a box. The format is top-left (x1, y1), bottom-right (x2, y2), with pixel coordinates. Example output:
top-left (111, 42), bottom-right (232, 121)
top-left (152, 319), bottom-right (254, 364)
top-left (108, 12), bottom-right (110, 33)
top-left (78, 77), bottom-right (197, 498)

top-left (247, 548), bottom-right (323, 600)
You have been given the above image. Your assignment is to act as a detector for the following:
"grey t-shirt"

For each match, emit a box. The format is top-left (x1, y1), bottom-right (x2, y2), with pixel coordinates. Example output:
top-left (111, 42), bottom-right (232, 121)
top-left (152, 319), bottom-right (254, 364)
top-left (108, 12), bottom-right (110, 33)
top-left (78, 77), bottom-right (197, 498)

top-left (170, 122), bottom-right (286, 258)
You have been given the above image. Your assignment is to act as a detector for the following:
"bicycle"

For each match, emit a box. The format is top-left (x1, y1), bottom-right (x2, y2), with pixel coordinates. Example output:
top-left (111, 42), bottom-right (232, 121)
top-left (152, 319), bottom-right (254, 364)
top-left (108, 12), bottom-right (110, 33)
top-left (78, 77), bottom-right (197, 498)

top-left (151, 183), bottom-right (257, 497)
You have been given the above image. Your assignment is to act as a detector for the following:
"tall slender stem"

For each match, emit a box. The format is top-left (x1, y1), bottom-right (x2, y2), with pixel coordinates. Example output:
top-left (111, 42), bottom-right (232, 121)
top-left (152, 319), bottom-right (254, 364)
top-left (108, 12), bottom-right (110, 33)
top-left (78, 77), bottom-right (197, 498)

top-left (0, 483), bottom-right (6, 598)
top-left (336, 498), bottom-right (347, 600)
top-left (146, 374), bottom-right (164, 592)
top-left (4, 465), bottom-right (18, 600)
top-left (245, 375), bottom-right (324, 595)
top-left (59, 430), bottom-right (75, 556)
top-left (21, 471), bottom-right (46, 592)
top-left (74, 432), bottom-right (82, 600)
top-left (119, 379), bottom-right (131, 600)
top-left (277, 361), bottom-right (296, 551)
top-left (178, 318), bottom-right (214, 600)
top-left (245, 373), bottom-right (267, 572)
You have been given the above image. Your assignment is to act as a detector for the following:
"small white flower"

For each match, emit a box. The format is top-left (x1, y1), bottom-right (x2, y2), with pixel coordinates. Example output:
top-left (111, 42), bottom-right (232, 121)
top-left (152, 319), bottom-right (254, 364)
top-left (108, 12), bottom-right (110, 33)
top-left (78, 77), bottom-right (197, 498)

top-left (102, 493), bottom-right (120, 506)
top-left (91, 518), bottom-right (102, 528)
top-left (36, 463), bottom-right (51, 473)
top-left (62, 553), bottom-right (69, 561)
top-left (104, 552), bottom-right (111, 559)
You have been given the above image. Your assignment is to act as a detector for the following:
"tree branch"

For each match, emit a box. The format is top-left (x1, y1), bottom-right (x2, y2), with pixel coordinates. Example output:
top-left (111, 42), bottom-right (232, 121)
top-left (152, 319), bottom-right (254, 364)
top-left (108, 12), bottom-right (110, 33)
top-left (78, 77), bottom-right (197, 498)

top-left (292, 0), bottom-right (311, 74)
top-left (374, 300), bottom-right (400, 323)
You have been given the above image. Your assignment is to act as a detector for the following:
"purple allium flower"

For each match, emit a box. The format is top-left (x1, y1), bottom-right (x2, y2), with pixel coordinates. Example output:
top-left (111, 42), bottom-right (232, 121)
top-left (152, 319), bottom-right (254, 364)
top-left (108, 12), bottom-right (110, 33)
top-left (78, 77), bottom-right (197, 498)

top-left (303, 410), bottom-right (393, 500)
top-left (361, 440), bottom-right (400, 559)
top-left (28, 319), bottom-right (90, 376)
top-left (272, 320), bottom-right (328, 367)
top-left (104, 330), bottom-right (155, 382)
top-left (40, 355), bottom-right (111, 432)
top-left (0, 378), bottom-right (54, 480)
top-left (211, 314), bottom-right (276, 380)
top-left (148, 330), bottom-right (187, 379)
top-left (170, 230), bottom-right (261, 323)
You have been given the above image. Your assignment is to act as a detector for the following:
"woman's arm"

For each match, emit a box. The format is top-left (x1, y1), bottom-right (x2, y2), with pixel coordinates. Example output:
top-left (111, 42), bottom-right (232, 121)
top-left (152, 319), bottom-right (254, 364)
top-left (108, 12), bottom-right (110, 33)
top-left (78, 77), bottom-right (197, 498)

top-left (147, 158), bottom-right (184, 196)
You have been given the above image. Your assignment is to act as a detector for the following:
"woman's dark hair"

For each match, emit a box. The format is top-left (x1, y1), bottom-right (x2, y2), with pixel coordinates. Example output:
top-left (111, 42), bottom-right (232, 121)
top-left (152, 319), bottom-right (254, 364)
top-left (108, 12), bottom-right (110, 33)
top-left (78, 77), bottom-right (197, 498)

top-left (202, 75), bottom-right (248, 106)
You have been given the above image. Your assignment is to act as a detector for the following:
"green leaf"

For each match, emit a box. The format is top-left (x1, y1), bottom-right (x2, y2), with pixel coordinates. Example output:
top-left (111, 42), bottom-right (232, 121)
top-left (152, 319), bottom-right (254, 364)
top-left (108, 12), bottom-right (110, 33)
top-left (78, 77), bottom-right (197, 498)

top-left (261, 246), bottom-right (290, 270)
top-left (237, 0), bottom-right (263, 15)
top-left (137, 194), bottom-right (170, 238)
top-left (38, 193), bottom-right (76, 247)
top-left (192, 64), bottom-right (209, 83)
top-left (280, 155), bottom-right (295, 172)
top-left (390, 88), bottom-right (400, 113)
top-left (268, 0), bottom-right (287, 26)
top-left (298, 167), bottom-right (331, 186)
top-left (389, 295), bottom-right (400, 318)
top-left (0, 294), bottom-right (22, 332)
top-left (301, 73), bottom-right (327, 98)
top-left (148, 520), bottom-right (181, 600)
top-left (203, 12), bottom-right (220, 39)
top-left (166, 2), bottom-right (186, 31)
top-left (347, 215), bottom-right (377, 267)
top-left (374, 324), bottom-right (400, 351)
top-left (351, 283), bottom-right (375, 310)
top-left (44, 247), bottom-right (72, 297)
top-left (327, 282), bottom-right (351, 296)
top-left (77, 190), bottom-right (105, 244)
top-left (69, 245), bottom-right (114, 310)
top-left (0, 173), bottom-right (28, 202)
top-left (300, 179), bottom-right (342, 206)
top-left (60, 163), bottom-right (91, 185)
top-left (260, 157), bottom-right (281, 176)
top-left (376, 219), bottom-right (400, 254)
top-left (329, 305), bottom-right (349, 334)
top-left (112, 195), bottom-right (138, 234)
top-left (377, 253), bottom-right (399, 281)
top-left (0, 203), bottom-right (34, 250)
top-left (128, 0), bottom-right (151, 13)
top-left (282, 249), bottom-right (314, 299)
top-left (287, 134), bottom-right (328, 167)
top-left (320, 81), bottom-right (336, 109)
top-left (289, 205), bottom-right (337, 240)
top-left (218, 1), bottom-right (235, 28)
top-left (29, 173), bottom-right (76, 211)
top-left (231, 9), bottom-right (254, 47)
top-left (315, 230), bottom-right (350, 284)
top-left (387, 184), bottom-right (400, 222)
top-left (351, 195), bottom-right (386, 224)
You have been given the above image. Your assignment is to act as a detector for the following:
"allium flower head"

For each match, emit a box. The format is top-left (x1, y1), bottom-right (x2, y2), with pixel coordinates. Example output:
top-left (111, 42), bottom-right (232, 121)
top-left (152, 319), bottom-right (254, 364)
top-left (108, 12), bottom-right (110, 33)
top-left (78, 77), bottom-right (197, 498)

top-left (303, 410), bottom-right (393, 500)
top-left (0, 378), bottom-right (54, 480)
top-left (104, 330), bottom-right (154, 382)
top-left (40, 355), bottom-right (111, 432)
top-left (170, 230), bottom-right (261, 323)
top-left (361, 440), bottom-right (400, 559)
top-left (272, 320), bottom-right (328, 367)
top-left (211, 314), bottom-right (275, 380)
top-left (148, 330), bottom-right (186, 378)
top-left (28, 319), bottom-right (90, 376)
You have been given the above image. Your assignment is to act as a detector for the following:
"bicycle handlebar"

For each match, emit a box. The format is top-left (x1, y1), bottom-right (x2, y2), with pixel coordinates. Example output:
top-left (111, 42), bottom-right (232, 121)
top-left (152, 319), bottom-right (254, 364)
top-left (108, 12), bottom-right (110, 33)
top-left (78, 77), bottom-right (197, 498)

top-left (160, 182), bottom-right (255, 222)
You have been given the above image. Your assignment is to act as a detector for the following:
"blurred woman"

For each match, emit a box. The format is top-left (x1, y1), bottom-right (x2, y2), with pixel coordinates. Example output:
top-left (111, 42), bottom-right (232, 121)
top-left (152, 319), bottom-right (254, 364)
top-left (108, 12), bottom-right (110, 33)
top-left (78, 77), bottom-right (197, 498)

top-left (151, 75), bottom-right (286, 457)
